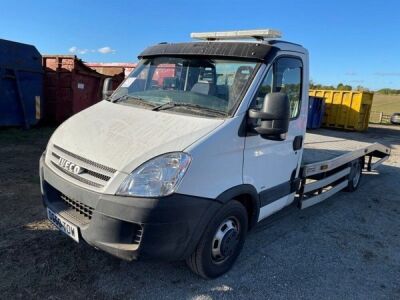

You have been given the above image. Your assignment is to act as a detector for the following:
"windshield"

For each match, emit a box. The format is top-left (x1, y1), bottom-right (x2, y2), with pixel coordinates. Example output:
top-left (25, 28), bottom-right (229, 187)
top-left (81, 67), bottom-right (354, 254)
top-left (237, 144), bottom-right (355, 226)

top-left (111, 56), bottom-right (258, 116)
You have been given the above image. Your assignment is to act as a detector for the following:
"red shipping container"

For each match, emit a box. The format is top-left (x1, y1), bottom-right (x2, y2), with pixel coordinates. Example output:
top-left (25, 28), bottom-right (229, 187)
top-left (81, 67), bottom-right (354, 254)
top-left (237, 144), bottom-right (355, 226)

top-left (43, 55), bottom-right (122, 123)
top-left (84, 62), bottom-right (136, 78)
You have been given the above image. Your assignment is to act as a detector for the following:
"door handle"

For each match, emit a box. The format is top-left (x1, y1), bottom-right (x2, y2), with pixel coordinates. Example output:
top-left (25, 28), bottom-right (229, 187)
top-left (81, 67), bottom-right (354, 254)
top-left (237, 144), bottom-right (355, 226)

top-left (293, 135), bottom-right (303, 151)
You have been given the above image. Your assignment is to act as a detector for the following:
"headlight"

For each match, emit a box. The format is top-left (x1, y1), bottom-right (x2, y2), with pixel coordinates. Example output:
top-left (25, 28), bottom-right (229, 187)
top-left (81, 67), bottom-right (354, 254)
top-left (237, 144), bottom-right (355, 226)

top-left (116, 152), bottom-right (191, 197)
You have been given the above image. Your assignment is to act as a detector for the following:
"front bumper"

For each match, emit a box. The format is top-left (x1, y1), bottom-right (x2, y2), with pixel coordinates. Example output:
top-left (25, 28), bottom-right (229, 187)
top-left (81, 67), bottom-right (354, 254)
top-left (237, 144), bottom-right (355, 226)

top-left (40, 154), bottom-right (221, 261)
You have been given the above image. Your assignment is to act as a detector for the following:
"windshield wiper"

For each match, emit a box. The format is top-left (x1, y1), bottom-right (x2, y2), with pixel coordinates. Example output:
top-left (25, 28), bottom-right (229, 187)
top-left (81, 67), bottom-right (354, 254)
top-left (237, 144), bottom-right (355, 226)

top-left (110, 94), bottom-right (129, 102)
top-left (152, 102), bottom-right (227, 117)
top-left (113, 94), bottom-right (141, 103)
top-left (113, 95), bottom-right (157, 108)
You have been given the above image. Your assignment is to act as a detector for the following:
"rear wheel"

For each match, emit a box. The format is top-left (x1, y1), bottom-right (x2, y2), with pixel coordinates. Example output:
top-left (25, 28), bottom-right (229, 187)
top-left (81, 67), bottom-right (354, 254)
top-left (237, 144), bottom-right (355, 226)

top-left (345, 158), bottom-right (363, 192)
top-left (186, 200), bottom-right (248, 279)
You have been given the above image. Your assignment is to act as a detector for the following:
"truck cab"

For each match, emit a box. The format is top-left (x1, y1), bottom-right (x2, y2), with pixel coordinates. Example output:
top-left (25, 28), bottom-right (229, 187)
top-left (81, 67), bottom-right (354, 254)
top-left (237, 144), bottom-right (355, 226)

top-left (39, 29), bottom-right (389, 278)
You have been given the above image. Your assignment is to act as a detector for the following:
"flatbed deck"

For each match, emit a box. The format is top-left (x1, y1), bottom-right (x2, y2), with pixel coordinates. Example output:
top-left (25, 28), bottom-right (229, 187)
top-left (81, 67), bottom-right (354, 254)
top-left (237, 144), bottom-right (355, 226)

top-left (297, 129), bottom-right (391, 209)
top-left (303, 132), bottom-right (374, 165)
top-left (301, 129), bottom-right (391, 177)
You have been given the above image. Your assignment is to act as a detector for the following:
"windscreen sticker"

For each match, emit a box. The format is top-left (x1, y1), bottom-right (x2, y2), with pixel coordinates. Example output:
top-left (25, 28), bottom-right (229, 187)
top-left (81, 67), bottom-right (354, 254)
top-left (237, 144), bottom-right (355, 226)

top-left (121, 77), bottom-right (136, 87)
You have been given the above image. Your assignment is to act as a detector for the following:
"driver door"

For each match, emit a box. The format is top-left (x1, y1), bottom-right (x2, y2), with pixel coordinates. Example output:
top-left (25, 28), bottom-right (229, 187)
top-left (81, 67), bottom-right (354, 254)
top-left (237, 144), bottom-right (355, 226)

top-left (243, 56), bottom-right (305, 221)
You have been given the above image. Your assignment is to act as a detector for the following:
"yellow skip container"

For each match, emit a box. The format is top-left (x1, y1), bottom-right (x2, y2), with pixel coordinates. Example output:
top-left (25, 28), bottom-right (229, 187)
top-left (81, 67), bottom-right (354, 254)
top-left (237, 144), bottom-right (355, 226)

top-left (309, 90), bottom-right (373, 131)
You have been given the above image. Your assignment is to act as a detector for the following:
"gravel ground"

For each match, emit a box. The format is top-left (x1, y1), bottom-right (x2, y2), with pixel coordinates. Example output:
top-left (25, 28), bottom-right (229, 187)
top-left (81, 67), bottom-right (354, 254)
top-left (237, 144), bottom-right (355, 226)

top-left (0, 124), bottom-right (399, 299)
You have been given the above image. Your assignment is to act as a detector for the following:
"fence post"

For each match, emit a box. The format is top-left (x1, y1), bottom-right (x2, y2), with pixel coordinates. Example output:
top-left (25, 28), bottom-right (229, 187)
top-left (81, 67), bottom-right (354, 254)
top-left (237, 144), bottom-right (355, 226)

top-left (379, 112), bottom-right (383, 124)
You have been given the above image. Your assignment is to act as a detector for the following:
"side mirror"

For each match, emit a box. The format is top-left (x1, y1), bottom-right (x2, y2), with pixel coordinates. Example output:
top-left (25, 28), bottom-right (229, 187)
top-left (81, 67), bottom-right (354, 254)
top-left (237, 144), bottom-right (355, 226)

top-left (248, 92), bottom-right (290, 140)
top-left (102, 77), bottom-right (114, 99)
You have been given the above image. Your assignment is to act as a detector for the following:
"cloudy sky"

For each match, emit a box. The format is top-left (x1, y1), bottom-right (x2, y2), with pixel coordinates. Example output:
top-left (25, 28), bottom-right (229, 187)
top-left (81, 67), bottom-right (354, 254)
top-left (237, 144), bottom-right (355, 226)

top-left (0, 0), bottom-right (399, 90)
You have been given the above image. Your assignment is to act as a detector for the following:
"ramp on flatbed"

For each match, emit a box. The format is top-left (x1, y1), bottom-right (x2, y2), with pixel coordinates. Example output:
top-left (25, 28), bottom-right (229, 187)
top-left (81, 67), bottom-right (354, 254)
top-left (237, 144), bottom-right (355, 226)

top-left (298, 129), bottom-right (391, 209)
top-left (301, 130), bottom-right (391, 177)
top-left (303, 132), bottom-right (373, 165)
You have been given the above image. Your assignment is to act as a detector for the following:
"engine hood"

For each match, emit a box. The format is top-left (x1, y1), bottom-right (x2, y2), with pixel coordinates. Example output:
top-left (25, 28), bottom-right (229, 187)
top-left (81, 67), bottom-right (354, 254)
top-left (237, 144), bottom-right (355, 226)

top-left (49, 100), bottom-right (224, 173)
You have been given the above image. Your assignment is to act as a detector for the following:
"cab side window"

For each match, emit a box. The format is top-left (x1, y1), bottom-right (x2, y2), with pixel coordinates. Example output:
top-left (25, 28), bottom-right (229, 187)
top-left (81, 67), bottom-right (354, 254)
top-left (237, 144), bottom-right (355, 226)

top-left (252, 57), bottom-right (303, 118)
top-left (252, 69), bottom-right (273, 110)
top-left (274, 58), bottom-right (302, 118)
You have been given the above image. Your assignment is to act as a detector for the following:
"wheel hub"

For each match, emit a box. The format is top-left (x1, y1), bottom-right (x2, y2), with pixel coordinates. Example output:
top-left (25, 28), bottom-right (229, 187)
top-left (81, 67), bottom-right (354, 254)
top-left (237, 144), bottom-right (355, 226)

top-left (220, 229), bottom-right (239, 257)
top-left (211, 218), bottom-right (240, 263)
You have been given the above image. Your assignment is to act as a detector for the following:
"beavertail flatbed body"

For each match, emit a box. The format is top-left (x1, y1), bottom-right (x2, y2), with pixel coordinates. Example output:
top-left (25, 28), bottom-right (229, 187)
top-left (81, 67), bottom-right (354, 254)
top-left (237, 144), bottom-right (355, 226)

top-left (298, 129), bottom-right (391, 209)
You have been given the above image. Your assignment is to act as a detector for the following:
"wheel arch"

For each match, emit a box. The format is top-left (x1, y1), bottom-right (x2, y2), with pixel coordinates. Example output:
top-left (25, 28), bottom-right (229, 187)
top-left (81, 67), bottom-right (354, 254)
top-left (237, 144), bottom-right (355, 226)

top-left (216, 184), bottom-right (260, 229)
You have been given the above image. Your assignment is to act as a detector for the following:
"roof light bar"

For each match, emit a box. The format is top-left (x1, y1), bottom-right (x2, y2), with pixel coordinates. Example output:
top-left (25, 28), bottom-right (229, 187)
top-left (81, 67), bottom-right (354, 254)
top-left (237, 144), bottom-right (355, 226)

top-left (190, 29), bottom-right (282, 41)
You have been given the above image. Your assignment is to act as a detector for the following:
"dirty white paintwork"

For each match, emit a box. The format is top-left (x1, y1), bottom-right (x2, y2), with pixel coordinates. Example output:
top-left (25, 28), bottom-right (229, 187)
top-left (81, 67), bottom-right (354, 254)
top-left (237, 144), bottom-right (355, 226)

top-left (48, 101), bottom-right (224, 175)
top-left (177, 115), bottom-right (245, 199)
top-left (242, 51), bottom-right (308, 196)
top-left (257, 193), bottom-right (295, 221)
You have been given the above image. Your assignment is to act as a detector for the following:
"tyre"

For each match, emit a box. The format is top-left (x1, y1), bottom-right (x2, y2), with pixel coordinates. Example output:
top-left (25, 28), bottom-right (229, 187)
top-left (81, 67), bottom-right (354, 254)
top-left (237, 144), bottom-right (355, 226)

top-left (186, 200), bottom-right (248, 279)
top-left (345, 158), bottom-right (363, 192)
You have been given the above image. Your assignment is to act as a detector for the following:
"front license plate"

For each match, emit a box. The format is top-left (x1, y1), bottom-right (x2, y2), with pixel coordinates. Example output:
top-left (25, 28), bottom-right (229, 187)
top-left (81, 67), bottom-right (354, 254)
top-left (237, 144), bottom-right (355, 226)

top-left (47, 208), bottom-right (79, 242)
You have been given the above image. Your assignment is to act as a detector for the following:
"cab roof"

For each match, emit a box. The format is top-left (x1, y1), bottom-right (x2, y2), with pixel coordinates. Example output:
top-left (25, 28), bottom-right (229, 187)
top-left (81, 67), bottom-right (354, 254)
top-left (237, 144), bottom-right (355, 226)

top-left (138, 40), bottom-right (306, 62)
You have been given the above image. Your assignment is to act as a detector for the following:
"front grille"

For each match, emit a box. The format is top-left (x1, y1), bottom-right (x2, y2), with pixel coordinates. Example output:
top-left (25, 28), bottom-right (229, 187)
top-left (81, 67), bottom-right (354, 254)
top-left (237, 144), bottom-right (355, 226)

top-left (45, 181), bottom-right (95, 226)
top-left (51, 161), bottom-right (103, 188)
top-left (85, 169), bottom-right (111, 182)
top-left (61, 194), bottom-right (94, 220)
top-left (53, 144), bottom-right (117, 173)
top-left (44, 181), bottom-right (143, 246)
top-left (49, 144), bottom-right (116, 189)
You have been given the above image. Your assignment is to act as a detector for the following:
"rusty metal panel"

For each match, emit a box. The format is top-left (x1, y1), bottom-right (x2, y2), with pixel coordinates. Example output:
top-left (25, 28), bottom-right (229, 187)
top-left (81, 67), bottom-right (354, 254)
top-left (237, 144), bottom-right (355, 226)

top-left (71, 72), bottom-right (102, 114)
top-left (85, 62), bottom-right (136, 77)
top-left (43, 56), bottom-right (124, 124)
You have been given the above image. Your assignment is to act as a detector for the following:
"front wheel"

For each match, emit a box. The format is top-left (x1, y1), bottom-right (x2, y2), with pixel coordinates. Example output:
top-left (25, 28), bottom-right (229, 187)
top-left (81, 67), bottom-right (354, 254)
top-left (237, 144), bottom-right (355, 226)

top-left (186, 200), bottom-right (248, 279)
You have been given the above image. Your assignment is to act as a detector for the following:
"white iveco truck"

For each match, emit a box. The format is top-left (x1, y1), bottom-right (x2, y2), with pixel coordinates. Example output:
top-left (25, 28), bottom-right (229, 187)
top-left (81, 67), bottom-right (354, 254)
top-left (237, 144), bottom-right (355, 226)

top-left (40, 29), bottom-right (390, 278)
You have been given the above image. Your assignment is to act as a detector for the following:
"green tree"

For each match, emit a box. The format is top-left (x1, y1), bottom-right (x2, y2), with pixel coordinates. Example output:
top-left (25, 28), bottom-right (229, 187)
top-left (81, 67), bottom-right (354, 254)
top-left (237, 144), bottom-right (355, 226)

top-left (337, 83), bottom-right (352, 91)
top-left (355, 85), bottom-right (370, 92)
top-left (376, 88), bottom-right (400, 95)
